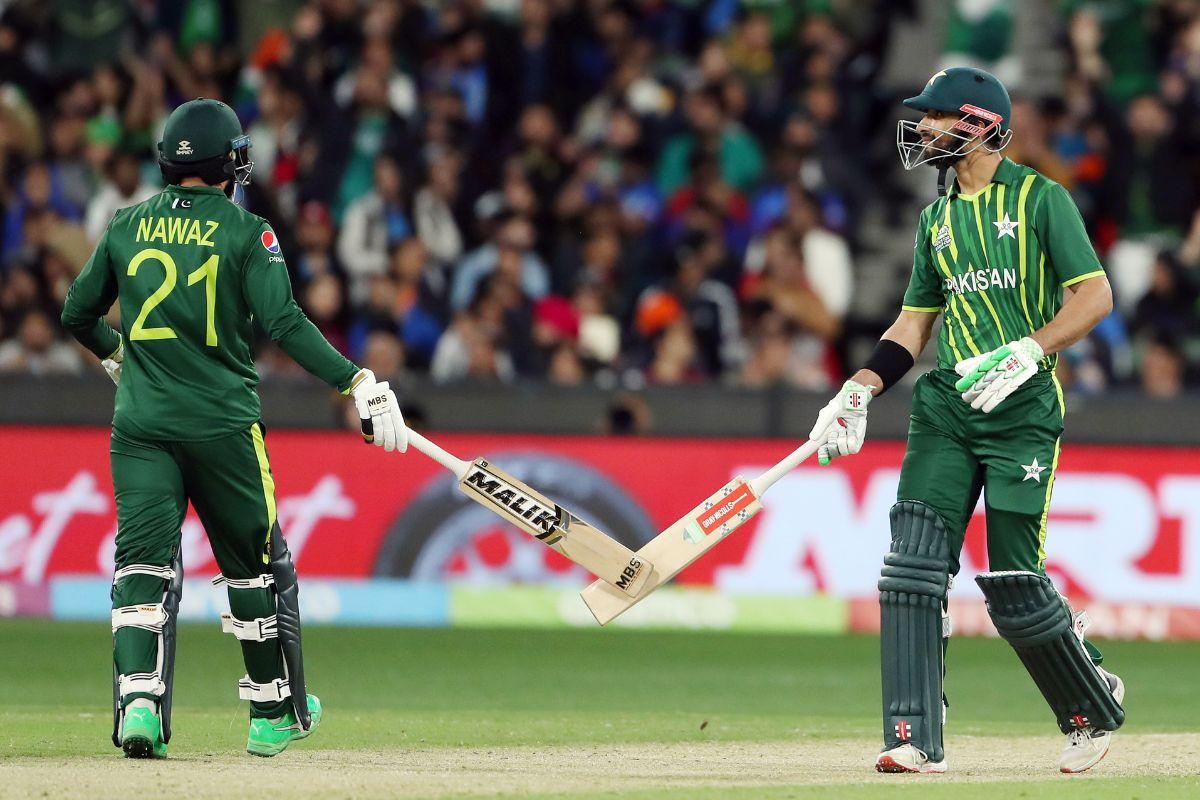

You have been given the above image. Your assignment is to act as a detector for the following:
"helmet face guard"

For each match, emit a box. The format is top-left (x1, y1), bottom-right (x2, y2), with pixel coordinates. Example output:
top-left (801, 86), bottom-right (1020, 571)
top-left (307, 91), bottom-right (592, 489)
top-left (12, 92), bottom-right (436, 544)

top-left (227, 134), bottom-right (253, 202)
top-left (896, 103), bottom-right (1011, 170)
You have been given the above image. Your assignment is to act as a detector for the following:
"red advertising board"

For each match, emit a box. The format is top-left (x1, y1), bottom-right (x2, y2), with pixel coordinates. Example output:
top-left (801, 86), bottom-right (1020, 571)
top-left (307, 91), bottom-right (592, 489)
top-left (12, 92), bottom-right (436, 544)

top-left (3, 426), bottom-right (1200, 633)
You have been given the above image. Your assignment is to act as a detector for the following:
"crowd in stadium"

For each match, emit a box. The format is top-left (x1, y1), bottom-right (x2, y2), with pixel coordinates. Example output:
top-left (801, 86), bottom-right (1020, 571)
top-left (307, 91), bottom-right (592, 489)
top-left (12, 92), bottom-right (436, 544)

top-left (0, 0), bottom-right (1198, 398)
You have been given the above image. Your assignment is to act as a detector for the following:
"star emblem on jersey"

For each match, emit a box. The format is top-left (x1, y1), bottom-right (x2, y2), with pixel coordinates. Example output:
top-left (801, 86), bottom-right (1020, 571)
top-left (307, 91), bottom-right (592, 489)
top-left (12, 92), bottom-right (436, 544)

top-left (993, 213), bottom-right (1018, 239)
top-left (1021, 457), bottom-right (1047, 483)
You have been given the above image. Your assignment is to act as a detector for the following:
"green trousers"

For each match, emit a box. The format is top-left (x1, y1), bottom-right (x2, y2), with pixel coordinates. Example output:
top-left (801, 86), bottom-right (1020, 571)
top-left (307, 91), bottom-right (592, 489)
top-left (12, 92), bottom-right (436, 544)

top-left (897, 369), bottom-right (1065, 577)
top-left (110, 422), bottom-right (288, 717)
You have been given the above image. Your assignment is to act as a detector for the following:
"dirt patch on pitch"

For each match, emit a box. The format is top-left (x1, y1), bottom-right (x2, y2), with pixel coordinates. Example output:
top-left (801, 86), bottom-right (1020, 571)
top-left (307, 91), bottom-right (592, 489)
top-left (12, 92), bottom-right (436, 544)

top-left (4, 733), bottom-right (1197, 798)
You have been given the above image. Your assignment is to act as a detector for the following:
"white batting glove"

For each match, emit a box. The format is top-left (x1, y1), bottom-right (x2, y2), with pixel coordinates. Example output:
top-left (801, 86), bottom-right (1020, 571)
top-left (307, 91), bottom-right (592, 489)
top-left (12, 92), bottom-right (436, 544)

top-left (101, 341), bottom-right (123, 386)
top-left (953, 337), bottom-right (1044, 413)
top-left (350, 368), bottom-right (409, 453)
top-left (809, 380), bottom-right (874, 466)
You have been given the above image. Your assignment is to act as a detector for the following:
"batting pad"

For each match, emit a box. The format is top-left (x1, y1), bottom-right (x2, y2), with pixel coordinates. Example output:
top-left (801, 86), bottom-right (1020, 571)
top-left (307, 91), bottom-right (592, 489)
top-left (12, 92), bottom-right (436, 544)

top-left (878, 501), bottom-right (951, 762)
top-left (976, 570), bottom-right (1124, 734)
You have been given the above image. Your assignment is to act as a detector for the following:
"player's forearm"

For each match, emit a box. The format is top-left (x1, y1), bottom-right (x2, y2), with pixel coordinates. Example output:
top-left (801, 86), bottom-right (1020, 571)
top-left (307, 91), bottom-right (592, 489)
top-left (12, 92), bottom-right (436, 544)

top-left (1030, 275), bottom-right (1112, 356)
top-left (60, 306), bottom-right (121, 360)
top-left (268, 306), bottom-right (360, 391)
top-left (850, 311), bottom-right (936, 395)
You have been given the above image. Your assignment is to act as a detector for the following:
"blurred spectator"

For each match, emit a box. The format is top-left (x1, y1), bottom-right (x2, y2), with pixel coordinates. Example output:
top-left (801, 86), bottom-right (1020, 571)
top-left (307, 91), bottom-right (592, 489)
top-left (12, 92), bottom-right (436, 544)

top-left (0, 310), bottom-right (82, 375)
top-left (85, 151), bottom-right (158, 242)
top-left (657, 85), bottom-right (764, 197)
top-left (450, 213), bottom-right (549, 311)
top-left (339, 155), bottom-right (412, 298)
top-left (1141, 335), bottom-right (1186, 398)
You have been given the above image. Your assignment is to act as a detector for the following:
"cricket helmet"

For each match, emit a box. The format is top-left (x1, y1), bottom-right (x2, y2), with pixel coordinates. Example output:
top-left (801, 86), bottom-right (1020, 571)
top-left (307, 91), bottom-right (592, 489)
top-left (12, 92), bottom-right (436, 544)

top-left (157, 98), bottom-right (253, 194)
top-left (896, 67), bottom-right (1013, 171)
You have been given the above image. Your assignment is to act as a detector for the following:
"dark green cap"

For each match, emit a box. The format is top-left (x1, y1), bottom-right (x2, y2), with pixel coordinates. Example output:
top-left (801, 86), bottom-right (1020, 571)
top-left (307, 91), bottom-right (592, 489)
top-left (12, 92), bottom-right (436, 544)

top-left (902, 67), bottom-right (1011, 133)
top-left (157, 98), bottom-right (245, 164)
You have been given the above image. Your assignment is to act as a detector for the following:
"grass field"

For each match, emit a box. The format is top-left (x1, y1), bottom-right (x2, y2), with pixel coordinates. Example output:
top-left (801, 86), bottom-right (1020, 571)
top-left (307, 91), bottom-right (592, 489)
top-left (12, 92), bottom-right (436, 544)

top-left (1, 620), bottom-right (1197, 798)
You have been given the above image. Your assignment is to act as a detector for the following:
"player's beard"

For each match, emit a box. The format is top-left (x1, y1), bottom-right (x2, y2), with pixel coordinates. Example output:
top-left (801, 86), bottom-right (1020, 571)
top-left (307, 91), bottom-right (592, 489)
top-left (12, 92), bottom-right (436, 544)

top-left (918, 130), bottom-right (969, 170)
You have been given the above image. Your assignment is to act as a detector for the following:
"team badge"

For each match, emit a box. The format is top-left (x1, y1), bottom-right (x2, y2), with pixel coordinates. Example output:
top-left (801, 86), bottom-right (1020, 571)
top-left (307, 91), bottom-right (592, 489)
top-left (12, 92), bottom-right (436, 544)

top-left (1021, 457), bottom-right (1047, 483)
top-left (261, 229), bottom-right (281, 254)
top-left (993, 213), bottom-right (1018, 239)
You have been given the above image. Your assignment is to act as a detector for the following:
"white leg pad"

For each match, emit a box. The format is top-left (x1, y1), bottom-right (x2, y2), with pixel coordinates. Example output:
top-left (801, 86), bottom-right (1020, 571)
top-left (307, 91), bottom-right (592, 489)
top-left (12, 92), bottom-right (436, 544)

top-left (220, 612), bottom-right (278, 641)
top-left (112, 603), bottom-right (168, 633)
top-left (238, 675), bottom-right (291, 703)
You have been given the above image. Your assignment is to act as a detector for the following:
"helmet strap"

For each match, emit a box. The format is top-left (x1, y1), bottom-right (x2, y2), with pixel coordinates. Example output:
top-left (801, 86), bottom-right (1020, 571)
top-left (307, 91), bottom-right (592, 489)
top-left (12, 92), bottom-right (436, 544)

top-left (937, 165), bottom-right (951, 197)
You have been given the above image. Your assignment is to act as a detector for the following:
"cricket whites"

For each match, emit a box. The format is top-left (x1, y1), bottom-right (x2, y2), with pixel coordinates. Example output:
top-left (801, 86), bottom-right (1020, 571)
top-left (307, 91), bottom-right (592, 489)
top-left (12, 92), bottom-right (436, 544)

top-left (580, 439), bottom-right (821, 624)
top-left (386, 426), bottom-right (652, 596)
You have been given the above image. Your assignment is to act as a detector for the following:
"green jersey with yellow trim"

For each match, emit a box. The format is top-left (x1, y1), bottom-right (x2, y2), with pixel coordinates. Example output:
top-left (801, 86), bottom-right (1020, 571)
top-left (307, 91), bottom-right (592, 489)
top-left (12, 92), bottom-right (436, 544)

top-left (62, 184), bottom-right (359, 441)
top-left (902, 157), bottom-right (1105, 371)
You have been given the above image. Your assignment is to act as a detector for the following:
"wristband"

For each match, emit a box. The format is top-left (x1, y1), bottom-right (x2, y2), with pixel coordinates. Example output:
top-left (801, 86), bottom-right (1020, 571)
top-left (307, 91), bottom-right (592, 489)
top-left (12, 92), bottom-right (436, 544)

top-left (862, 339), bottom-right (915, 394)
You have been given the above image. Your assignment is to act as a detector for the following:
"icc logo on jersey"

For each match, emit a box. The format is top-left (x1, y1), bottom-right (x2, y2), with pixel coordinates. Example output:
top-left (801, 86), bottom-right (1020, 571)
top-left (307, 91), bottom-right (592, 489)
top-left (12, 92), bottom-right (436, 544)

top-left (261, 230), bottom-right (281, 254)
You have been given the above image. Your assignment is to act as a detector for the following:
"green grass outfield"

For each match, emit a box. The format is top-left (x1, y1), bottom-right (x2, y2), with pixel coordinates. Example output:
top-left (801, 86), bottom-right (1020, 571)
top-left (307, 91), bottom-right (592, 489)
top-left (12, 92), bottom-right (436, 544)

top-left (1, 620), bottom-right (1197, 798)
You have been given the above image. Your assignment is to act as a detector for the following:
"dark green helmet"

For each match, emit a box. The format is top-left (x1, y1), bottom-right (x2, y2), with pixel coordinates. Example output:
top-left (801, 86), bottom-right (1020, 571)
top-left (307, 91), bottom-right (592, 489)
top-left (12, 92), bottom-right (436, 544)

top-left (896, 67), bottom-right (1013, 172)
top-left (157, 98), bottom-right (252, 193)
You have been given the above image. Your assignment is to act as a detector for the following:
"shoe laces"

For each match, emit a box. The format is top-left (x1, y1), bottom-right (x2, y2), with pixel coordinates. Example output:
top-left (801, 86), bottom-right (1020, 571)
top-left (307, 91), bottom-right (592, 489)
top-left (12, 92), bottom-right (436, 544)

top-left (1067, 727), bottom-right (1098, 747)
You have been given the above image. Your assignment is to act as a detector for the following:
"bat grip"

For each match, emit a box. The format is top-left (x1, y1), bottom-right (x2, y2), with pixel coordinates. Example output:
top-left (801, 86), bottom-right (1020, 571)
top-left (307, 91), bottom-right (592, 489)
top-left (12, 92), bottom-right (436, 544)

top-left (359, 416), bottom-right (468, 478)
top-left (749, 439), bottom-right (821, 496)
top-left (406, 430), bottom-right (470, 478)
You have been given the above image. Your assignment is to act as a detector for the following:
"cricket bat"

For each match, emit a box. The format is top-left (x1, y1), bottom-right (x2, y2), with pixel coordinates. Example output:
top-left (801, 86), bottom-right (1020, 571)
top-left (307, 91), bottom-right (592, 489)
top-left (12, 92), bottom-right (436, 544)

top-left (580, 439), bottom-right (822, 624)
top-left (396, 428), bottom-right (652, 597)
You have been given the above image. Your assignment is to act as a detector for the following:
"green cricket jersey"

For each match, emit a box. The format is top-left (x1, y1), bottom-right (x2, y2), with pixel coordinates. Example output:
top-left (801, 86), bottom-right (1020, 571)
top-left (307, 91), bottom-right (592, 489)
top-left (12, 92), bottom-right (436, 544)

top-left (903, 157), bottom-right (1106, 371)
top-left (62, 184), bottom-right (359, 441)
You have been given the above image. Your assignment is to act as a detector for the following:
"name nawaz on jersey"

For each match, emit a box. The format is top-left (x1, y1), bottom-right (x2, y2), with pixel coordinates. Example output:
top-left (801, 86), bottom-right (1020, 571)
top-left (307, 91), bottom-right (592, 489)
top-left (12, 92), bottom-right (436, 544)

top-left (135, 216), bottom-right (220, 247)
top-left (944, 266), bottom-right (1017, 297)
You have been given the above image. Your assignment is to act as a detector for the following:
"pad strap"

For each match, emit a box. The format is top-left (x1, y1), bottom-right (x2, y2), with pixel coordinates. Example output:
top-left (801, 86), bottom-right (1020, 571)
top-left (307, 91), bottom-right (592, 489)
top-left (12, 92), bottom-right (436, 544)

top-left (119, 671), bottom-right (165, 697)
top-left (220, 612), bottom-right (279, 641)
top-left (113, 564), bottom-right (177, 584)
top-left (112, 603), bottom-right (168, 633)
top-left (238, 675), bottom-right (291, 703)
top-left (212, 573), bottom-right (275, 589)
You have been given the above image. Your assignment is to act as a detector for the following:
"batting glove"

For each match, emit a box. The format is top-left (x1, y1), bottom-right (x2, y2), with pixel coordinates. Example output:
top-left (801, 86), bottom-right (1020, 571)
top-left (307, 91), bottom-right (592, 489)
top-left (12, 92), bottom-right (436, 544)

top-left (809, 380), bottom-right (873, 466)
top-left (101, 341), bottom-right (123, 386)
top-left (953, 337), bottom-right (1044, 413)
top-left (351, 368), bottom-right (409, 453)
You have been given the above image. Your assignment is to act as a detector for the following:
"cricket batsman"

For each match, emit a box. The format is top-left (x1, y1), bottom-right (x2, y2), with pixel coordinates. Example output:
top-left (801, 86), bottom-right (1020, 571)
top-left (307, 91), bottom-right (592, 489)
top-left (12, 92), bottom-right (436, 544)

top-left (60, 99), bottom-right (408, 758)
top-left (807, 68), bottom-right (1124, 774)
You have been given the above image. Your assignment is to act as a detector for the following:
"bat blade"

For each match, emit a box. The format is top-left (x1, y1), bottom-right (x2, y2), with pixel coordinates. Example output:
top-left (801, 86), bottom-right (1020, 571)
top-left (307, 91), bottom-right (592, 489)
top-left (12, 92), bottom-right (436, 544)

top-left (580, 476), bottom-right (762, 625)
top-left (457, 459), bottom-right (651, 597)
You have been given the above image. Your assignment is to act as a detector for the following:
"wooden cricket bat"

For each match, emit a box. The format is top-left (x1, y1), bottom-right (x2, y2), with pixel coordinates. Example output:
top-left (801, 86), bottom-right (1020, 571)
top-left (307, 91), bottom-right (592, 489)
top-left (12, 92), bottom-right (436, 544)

top-left (401, 430), bottom-right (652, 597)
top-left (580, 439), bottom-right (821, 624)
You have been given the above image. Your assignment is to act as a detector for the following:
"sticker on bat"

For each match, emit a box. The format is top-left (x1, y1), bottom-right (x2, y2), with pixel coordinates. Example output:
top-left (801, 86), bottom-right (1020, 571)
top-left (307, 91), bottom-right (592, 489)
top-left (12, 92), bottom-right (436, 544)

top-left (683, 482), bottom-right (757, 544)
top-left (462, 464), bottom-right (565, 544)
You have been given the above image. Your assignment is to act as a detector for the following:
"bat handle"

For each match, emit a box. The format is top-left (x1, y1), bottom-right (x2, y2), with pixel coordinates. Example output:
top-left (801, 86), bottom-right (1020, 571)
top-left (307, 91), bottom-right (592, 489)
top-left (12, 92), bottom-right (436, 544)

top-left (749, 439), bottom-right (821, 497)
top-left (406, 430), bottom-right (471, 479)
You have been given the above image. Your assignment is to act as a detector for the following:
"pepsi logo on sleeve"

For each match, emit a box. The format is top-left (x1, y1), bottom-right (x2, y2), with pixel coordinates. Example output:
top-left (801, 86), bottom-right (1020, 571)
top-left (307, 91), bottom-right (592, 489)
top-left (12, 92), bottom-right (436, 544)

top-left (261, 229), bottom-right (281, 254)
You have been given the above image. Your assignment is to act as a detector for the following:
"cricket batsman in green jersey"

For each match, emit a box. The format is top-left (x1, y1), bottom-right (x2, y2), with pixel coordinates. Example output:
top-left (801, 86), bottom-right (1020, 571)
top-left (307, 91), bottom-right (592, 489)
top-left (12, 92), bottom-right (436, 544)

top-left (808, 68), bottom-right (1125, 774)
top-left (61, 99), bottom-right (409, 758)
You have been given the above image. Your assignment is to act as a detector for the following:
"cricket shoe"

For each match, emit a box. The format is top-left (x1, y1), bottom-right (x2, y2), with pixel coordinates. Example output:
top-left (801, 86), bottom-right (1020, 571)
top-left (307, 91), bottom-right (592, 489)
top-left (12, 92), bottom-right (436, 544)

top-left (246, 694), bottom-right (323, 757)
top-left (1059, 669), bottom-right (1125, 774)
top-left (120, 699), bottom-right (167, 759)
top-left (875, 744), bottom-right (947, 774)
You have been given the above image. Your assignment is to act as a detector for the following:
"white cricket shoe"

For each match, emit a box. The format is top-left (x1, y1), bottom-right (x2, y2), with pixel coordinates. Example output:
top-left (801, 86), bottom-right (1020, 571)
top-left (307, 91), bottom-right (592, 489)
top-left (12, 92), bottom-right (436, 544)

top-left (875, 744), bottom-right (947, 774)
top-left (1058, 669), bottom-right (1125, 774)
